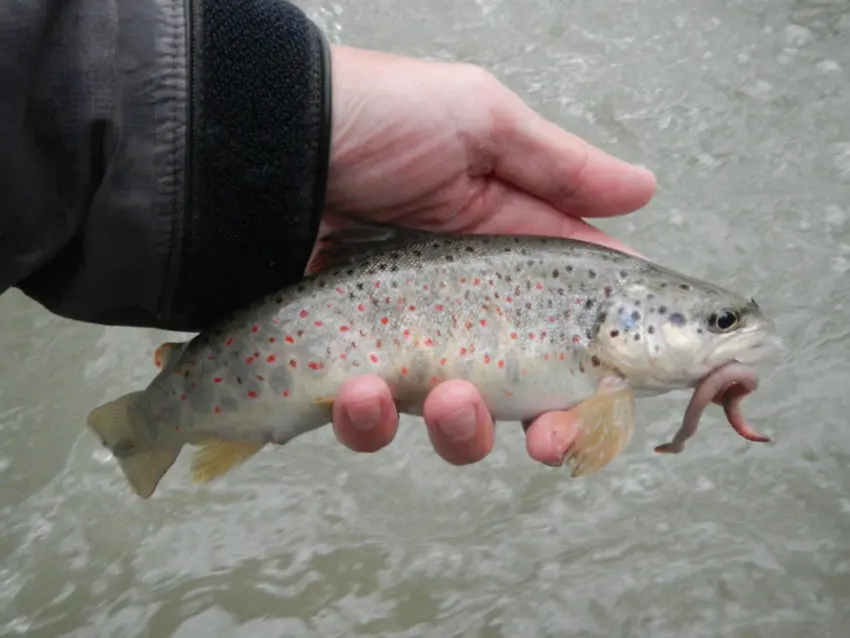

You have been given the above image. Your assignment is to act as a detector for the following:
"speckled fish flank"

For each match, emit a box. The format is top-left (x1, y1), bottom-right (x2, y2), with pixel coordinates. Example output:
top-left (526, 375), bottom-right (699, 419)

top-left (85, 225), bottom-right (780, 498)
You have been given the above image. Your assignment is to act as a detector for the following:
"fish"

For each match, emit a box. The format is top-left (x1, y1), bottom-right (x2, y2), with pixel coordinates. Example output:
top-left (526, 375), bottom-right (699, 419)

top-left (85, 225), bottom-right (781, 499)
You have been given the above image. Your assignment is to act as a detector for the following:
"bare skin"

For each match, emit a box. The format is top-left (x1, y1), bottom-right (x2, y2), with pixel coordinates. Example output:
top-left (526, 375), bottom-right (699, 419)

top-left (654, 362), bottom-right (769, 454)
top-left (322, 45), bottom-right (657, 466)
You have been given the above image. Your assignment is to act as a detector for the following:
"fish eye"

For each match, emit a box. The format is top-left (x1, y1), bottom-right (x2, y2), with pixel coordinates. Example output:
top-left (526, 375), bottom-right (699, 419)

top-left (708, 309), bottom-right (739, 333)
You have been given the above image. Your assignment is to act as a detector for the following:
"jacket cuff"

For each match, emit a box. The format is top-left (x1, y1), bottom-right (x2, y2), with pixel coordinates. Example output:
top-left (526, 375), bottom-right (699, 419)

top-left (172, 0), bottom-right (332, 329)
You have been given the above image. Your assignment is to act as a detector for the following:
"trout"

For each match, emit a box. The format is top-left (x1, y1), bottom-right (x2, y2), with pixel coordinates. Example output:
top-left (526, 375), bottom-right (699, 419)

top-left (86, 226), bottom-right (780, 498)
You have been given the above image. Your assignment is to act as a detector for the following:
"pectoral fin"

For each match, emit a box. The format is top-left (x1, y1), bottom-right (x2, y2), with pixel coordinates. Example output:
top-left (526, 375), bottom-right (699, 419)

top-left (566, 386), bottom-right (636, 478)
top-left (190, 440), bottom-right (266, 484)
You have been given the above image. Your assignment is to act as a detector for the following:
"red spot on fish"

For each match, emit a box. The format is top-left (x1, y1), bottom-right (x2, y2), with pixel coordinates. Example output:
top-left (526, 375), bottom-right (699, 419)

top-left (283, 390), bottom-right (290, 397)
top-left (225, 337), bottom-right (233, 346)
top-left (465, 321), bottom-right (473, 329)
top-left (251, 325), bottom-right (259, 333)
top-left (380, 317), bottom-right (389, 325)
top-left (474, 278), bottom-right (480, 285)
top-left (435, 304), bottom-right (444, 311)
top-left (267, 354), bottom-right (276, 363)
top-left (604, 286), bottom-right (613, 297)
top-left (403, 329), bottom-right (411, 338)
top-left (480, 319), bottom-right (487, 327)
top-left (268, 337), bottom-right (276, 343)
top-left (423, 284), bottom-right (429, 290)
top-left (289, 359), bottom-right (297, 368)
top-left (572, 335), bottom-right (581, 343)
top-left (246, 356), bottom-right (255, 364)
top-left (424, 338), bottom-right (434, 347)
top-left (430, 376), bottom-right (439, 384)
top-left (308, 362), bottom-right (324, 370)
top-left (440, 357), bottom-right (447, 366)
top-left (285, 335), bottom-right (294, 344)
top-left (498, 359), bottom-right (505, 369)
top-left (359, 329), bottom-right (368, 337)
top-left (408, 305), bottom-right (416, 311)
top-left (213, 377), bottom-right (222, 383)
top-left (358, 304), bottom-right (366, 312)
top-left (548, 316), bottom-right (556, 322)
top-left (506, 296), bottom-right (513, 302)
top-left (559, 353), bottom-right (565, 360)
top-left (248, 391), bottom-right (258, 398)
top-left (374, 282), bottom-right (380, 288)
top-left (340, 325), bottom-right (350, 332)
top-left (180, 394), bottom-right (187, 401)
top-left (529, 333), bottom-right (536, 339)
top-left (370, 354), bottom-right (379, 363)
top-left (545, 353), bottom-right (551, 360)
top-left (300, 310), bottom-right (309, 318)
top-left (483, 354), bottom-right (491, 364)
top-left (401, 366), bottom-right (409, 375)
top-left (339, 352), bottom-right (347, 360)
top-left (375, 339), bottom-right (382, 348)
top-left (536, 282), bottom-right (543, 290)
top-left (314, 320), bottom-right (323, 327)
top-left (521, 369), bottom-right (527, 376)
top-left (214, 405), bottom-right (222, 413)
top-left (510, 332), bottom-right (518, 340)
top-left (460, 347), bottom-right (468, 355)
top-left (385, 296), bottom-right (392, 304)
top-left (336, 287), bottom-right (344, 295)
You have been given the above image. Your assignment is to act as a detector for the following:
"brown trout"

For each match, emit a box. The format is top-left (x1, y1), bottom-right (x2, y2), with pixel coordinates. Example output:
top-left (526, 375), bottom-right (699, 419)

top-left (86, 226), bottom-right (780, 498)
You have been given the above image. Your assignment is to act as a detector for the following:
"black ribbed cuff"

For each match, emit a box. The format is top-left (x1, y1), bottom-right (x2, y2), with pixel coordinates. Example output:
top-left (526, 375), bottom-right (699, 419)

top-left (174, 0), bottom-right (332, 330)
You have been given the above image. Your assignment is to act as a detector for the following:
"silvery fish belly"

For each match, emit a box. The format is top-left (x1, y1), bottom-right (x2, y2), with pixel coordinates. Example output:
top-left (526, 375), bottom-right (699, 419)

top-left (85, 226), bottom-right (779, 499)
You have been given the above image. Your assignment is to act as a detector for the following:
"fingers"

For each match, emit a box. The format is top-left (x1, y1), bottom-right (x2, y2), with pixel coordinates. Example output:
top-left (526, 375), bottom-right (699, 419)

top-left (422, 380), bottom-right (496, 465)
top-left (523, 410), bottom-right (583, 466)
top-left (459, 181), bottom-right (645, 256)
top-left (332, 375), bottom-right (582, 471)
top-left (490, 94), bottom-right (657, 219)
top-left (332, 375), bottom-right (399, 453)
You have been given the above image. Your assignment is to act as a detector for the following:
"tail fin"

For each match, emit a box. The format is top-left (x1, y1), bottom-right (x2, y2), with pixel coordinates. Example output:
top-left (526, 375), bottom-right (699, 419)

top-left (86, 392), bottom-right (182, 499)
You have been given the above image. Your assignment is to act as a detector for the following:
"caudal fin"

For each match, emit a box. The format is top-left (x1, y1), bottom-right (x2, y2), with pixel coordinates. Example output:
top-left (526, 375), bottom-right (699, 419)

top-left (86, 392), bottom-right (182, 499)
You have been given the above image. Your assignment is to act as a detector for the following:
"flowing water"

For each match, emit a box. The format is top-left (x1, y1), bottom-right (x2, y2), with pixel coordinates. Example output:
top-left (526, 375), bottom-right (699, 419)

top-left (2, 0), bottom-right (849, 635)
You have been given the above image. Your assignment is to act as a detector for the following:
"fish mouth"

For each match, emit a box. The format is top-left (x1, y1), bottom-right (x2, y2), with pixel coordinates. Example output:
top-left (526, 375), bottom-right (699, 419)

top-left (653, 361), bottom-right (770, 454)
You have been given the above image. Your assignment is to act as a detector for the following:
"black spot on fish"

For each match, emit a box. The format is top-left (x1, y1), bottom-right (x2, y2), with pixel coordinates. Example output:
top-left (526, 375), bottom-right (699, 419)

top-left (566, 265), bottom-right (573, 273)
top-left (598, 311), bottom-right (607, 323)
top-left (552, 269), bottom-right (560, 278)
top-left (586, 299), bottom-right (595, 309)
top-left (356, 282), bottom-right (364, 291)
top-left (465, 245), bottom-right (475, 253)
top-left (619, 270), bottom-right (628, 278)
top-left (634, 334), bottom-right (641, 341)
top-left (591, 355), bottom-right (601, 367)
top-left (680, 283), bottom-right (691, 290)
top-left (658, 305), bottom-right (667, 314)
top-left (588, 269), bottom-right (597, 278)
top-left (669, 312), bottom-right (686, 326)
top-left (610, 330), bottom-right (620, 337)
top-left (631, 310), bottom-right (641, 320)
top-left (648, 325), bottom-right (655, 334)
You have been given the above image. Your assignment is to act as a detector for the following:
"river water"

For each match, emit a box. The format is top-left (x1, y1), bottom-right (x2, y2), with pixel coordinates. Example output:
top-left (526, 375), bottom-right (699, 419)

top-left (2, 0), bottom-right (849, 636)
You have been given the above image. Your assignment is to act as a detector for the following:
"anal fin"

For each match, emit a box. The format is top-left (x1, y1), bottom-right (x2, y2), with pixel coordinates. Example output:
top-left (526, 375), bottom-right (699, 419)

top-left (566, 386), bottom-right (636, 478)
top-left (190, 440), bottom-right (266, 484)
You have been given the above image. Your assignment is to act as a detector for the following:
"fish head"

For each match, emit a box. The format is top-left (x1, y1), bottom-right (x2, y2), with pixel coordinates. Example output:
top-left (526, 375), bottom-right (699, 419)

top-left (592, 271), bottom-right (781, 393)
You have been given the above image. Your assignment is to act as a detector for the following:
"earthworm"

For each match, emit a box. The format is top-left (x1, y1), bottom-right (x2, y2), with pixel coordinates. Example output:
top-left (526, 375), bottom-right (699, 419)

top-left (654, 362), bottom-right (770, 454)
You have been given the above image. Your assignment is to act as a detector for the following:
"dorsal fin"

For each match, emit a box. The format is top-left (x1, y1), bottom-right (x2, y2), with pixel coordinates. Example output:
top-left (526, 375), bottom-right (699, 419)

top-left (306, 223), bottom-right (442, 275)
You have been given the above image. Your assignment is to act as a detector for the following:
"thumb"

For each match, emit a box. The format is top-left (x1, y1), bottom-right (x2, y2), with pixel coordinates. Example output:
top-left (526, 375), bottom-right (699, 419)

top-left (490, 94), bottom-right (657, 218)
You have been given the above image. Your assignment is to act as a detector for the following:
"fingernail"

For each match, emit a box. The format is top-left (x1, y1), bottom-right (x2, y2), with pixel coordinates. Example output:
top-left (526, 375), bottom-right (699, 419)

top-left (435, 405), bottom-right (477, 441)
top-left (343, 400), bottom-right (383, 431)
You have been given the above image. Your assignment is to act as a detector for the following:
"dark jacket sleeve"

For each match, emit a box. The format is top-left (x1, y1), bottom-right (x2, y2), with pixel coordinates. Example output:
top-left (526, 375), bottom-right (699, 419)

top-left (0, 0), bottom-right (332, 332)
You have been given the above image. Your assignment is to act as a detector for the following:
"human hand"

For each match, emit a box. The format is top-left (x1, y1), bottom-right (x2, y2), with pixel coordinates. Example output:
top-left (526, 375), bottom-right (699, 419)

top-left (321, 45), bottom-right (656, 468)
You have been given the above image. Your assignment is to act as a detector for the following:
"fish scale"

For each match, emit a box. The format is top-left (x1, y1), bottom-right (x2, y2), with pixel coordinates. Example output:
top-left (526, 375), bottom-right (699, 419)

top-left (85, 226), bottom-right (779, 498)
